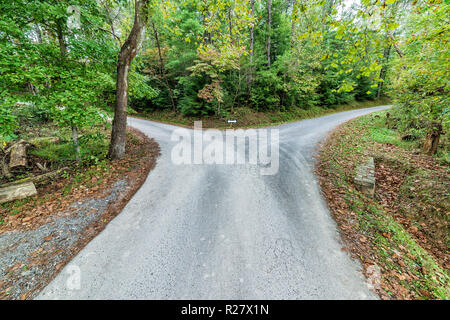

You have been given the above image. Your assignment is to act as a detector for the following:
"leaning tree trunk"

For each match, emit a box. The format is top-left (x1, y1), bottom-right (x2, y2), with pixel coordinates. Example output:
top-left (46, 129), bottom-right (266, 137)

top-left (71, 126), bottom-right (81, 162)
top-left (109, 0), bottom-right (150, 160)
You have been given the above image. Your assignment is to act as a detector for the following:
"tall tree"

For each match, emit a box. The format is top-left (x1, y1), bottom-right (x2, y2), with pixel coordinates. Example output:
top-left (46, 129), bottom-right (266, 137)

top-left (267, 0), bottom-right (272, 67)
top-left (109, 0), bottom-right (151, 160)
top-left (248, 0), bottom-right (255, 93)
top-left (291, 0), bottom-right (298, 48)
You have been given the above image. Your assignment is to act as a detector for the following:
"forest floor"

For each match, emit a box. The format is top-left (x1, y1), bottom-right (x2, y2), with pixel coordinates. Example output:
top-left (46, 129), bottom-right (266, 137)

top-left (0, 123), bottom-right (160, 300)
top-left (133, 98), bottom-right (391, 129)
top-left (316, 110), bottom-right (449, 300)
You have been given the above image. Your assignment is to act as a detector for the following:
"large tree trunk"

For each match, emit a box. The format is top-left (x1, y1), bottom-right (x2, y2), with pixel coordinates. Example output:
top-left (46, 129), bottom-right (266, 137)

top-left (247, 0), bottom-right (255, 94)
top-left (109, 0), bottom-right (150, 160)
top-left (267, 0), bottom-right (272, 67)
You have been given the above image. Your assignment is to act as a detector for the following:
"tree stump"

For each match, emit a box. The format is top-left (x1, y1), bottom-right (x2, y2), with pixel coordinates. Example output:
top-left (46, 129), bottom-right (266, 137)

top-left (9, 141), bottom-right (28, 169)
top-left (423, 123), bottom-right (442, 155)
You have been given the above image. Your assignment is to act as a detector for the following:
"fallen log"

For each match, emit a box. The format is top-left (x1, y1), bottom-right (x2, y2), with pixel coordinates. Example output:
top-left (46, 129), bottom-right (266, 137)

top-left (0, 181), bottom-right (37, 204)
top-left (9, 140), bottom-right (28, 169)
top-left (0, 167), bottom-right (68, 188)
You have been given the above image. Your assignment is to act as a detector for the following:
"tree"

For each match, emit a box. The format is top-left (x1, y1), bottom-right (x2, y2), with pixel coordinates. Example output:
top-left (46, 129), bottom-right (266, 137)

top-left (0, 0), bottom-right (116, 158)
top-left (109, 0), bottom-right (151, 160)
top-left (267, 0), bottom-right (272, 67)
top-left (247, 0), bottom-right (256, 93)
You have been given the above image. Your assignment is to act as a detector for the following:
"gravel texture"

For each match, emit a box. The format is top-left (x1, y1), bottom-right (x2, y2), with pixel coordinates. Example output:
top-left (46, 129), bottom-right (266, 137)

top-left (0, 180), bottom-right (127, 299)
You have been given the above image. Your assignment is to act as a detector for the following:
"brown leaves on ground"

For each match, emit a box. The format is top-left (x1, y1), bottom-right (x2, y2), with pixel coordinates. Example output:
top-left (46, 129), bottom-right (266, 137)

top-left (315, 117), bottom-right (449, 300)
top-left (373, 143), bottom-right (449, 270)
top-left (0, 127), bottom-right (160, 234)
top-left (0, 127), bottom-right (160, 300)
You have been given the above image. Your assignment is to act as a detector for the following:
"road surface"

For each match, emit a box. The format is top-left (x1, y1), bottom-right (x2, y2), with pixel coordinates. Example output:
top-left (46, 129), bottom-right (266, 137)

top-left (37, 106), bottom-right (389, 299)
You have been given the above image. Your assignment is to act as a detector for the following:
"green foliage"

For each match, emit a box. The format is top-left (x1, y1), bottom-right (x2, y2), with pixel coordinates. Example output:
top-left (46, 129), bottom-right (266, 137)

top-left (1, 0), bottom-right (447, 155)
top-left (388, 0), bottom-right (449, 134)
top-left (29, 131), bottom-right (109, 165)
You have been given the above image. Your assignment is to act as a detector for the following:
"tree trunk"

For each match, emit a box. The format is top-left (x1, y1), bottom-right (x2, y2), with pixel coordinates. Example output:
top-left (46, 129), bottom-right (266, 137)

top-left (151, 21), bottom-right (176, 112)
top-left (56, 19), bottom-right (68, 56)
top-left (267, 0), bottom-right (272, 67)
top-left (291, 0), bottom-right (298, 48)
top-left (9, 141), bottom-right (28, 169)
top-left (387, 30), bottom-right (404, 58)
top-left (109, 0), bottom-right (150, 160)
top-left (35, 24), bottom-right (43, 43)
top-left (423, 123), bottom-right (442, 155)
top-left (71, 126), bottom-right (81, 162)
top-left (377, 43), bottom-right (391, 98)
top-left (228, 6), bottom-right (233, 43)
top-left (247, 0), bottom-right (255, 94)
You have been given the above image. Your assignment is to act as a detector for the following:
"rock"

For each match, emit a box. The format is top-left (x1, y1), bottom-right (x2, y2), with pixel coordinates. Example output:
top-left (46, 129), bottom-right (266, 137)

top-left (354, 157), bottom-right (375, 196)
top-left (0, 181), bottom-right (37, 204)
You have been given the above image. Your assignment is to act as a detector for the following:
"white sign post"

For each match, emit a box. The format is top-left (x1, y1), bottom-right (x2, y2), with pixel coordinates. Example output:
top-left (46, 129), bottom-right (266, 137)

top-left (227, 119), bottom-right (237, 128)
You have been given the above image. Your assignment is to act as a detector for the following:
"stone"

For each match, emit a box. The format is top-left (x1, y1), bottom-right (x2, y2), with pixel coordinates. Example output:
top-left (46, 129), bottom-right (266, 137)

top-left (354, 157), bottom-right (375, 196)
top-left (0, 181), bottom-right (37, 204)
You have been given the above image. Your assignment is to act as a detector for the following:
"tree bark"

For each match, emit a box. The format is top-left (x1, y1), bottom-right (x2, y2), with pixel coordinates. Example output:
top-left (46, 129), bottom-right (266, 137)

top-left (109, 0), bottom-right (150, 160)
top-left (267, 0), bottom-right (272, 67)
top-left (387, 30), bottom-right (404, 58)
top-left (423, 123), bottom-right (442, 155)
top-left (228, 6), bottom-right (233, 43)
top-left (56, 19), bottom-right (68, 56)
top-left (57, 18), bottom-right (82, 161)
top-left (247, 0), bottom-right (255, 94)
top-left (151, 21), bottom-right (176, 112)
top-left (71, 126), bottom-right (81, 162)
top-left (377, 43), bottom-right (391, 98)
top-left (291, 0), bottom-right (298, 48)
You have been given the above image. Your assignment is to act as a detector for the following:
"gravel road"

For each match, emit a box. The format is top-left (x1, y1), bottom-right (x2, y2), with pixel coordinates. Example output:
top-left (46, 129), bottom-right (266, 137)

top-left (37, 106), bottom-right (389, 299)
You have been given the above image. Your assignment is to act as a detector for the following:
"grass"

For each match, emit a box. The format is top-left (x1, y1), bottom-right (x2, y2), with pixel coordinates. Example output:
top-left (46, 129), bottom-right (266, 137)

top-left (317, 110), bottom-right (449, 299)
